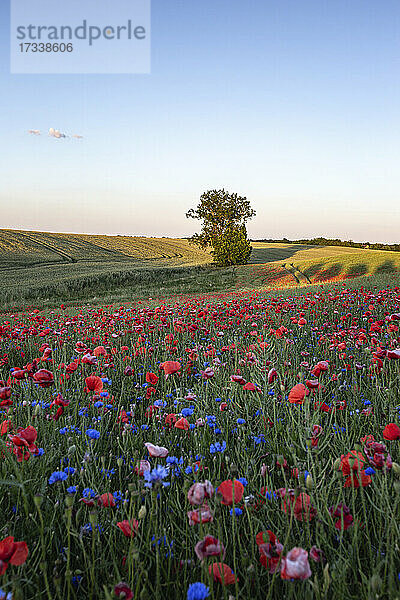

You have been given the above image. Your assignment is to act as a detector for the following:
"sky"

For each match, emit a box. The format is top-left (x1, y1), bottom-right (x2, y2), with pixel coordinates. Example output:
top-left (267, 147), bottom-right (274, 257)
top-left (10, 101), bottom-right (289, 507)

top-left (1, 0), bottom-right (400, 243)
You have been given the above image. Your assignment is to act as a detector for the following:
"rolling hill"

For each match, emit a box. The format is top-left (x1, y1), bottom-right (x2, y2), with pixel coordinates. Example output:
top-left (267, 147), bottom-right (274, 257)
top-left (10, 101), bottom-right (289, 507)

top-left (1, 230), bottom-right (400, 308)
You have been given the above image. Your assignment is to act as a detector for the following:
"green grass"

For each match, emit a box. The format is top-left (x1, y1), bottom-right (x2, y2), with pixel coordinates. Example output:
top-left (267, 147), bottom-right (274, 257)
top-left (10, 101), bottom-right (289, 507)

top-left (1, 230), bottom-right (400, 310)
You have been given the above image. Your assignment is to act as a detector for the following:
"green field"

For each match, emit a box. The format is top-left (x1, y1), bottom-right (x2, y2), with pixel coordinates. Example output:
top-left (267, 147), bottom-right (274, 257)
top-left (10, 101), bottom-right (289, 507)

top-left (1, 230), bottom-right (400, 308)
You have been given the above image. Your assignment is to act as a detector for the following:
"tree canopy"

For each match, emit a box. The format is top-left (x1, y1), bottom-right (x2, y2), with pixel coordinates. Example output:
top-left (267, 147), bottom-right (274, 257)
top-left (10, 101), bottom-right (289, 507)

top-left (186, 189), bottom-right (255, 266)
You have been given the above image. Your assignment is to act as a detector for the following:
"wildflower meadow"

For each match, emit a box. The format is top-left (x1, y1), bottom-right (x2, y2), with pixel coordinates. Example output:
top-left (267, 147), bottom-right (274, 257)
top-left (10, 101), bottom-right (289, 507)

top-left (1, 282), bottom-right (400, 600)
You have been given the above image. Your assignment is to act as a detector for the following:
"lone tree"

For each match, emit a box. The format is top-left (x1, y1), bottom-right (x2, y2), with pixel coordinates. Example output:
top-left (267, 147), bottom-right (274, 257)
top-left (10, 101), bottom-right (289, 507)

top-left (186, 189), bottom-right (256, 266)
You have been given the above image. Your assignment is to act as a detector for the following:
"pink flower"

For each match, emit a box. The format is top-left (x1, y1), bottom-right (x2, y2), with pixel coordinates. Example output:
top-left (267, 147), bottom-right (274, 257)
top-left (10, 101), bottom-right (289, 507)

top-left (280, 547), bottom-right (312, 580)
top-left (195, 535), bottom-right (225, 561)
top-left (144, 442), bottom-right (169, 458)
top-left (187, 481), bottom-right (214, 506)
top-left (201, 367), bottom-right (215, 379)
top-left (187, 503), bottom-right (213, 526)
top-left (134, 460), bottom-right (151, 476)
top-left (309, 546), bottom-right (325, 563)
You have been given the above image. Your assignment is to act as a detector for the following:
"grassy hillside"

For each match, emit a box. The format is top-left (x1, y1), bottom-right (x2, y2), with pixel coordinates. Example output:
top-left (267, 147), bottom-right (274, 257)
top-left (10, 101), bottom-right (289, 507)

top-left (0, 229), bottom-right (210, 269)
top-left (1, 230), bottom-right (400, 308)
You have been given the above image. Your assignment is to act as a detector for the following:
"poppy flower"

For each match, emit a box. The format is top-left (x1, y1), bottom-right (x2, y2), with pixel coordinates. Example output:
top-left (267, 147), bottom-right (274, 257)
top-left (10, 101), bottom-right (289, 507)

top-left (311, 361), bottom-right (329, 377)
top-left (134, 460), bottom-right (151, 476)
top-left (97, 493), bottom-right (116, 507)
top-left (267, 368), bottom-right (278, 384)
top-left (187, 503), bottom-right (214, 526)
top-left (309, 546), bottom-right (325, 563)
top-left (84, 375), bottom-right (103, 394)
top-left (0, 536), bottom-right (29, 575)
top-left (0, 387), bottom-right (12, 401)
top-left (146, 372), bottom-right (159, 385)
top-left (329, 503), bottom-right (353, 530)
top-left (32, 369), bottom-right (54, 388)
top-left (243, 382), bottom-right (261, 392)
top-left (280, 547), bottom-right (312, 580)
top-left (195, 535), bottom-right (225, 561)
top-left (160, 361), bottom-right (181, 378)
top-left (93, 346), bottom-right (107, 357)
top-left (0, 420), bottom-right (11, 436)
top-left (175, 417), bottom-right (190, 431)
top-left (117, 519), bottom-right (138, 538)
top-left (257, 530), bottom-right (283, 574)
top-left (8, 426), bottom-right (39, 456)
top-left (217, 479), bottom-right (244, 506)
top-left (383, 423), bottom-right (400, 441)
top-left (279, 489), bottom-right (316, 522)
top-left (144, 442), bottom-right (169, 458)
top-left (230, 375), bottom-right (246, 385)
top-left (288, 384), bottom-right (309, 405)
top-left (208, 562), bottom-right (238, 585)
top-left (114, 582), bottom-right (133, 600)
top-left (187, 481), bottom-right (214, 506)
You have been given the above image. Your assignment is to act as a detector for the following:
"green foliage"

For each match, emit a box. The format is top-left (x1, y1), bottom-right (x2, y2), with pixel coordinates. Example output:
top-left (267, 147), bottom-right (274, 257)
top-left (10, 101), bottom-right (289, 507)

top-left (212, 225), bottom-right (252, 266)
top-left (186, 189), bottom-right (255, 265)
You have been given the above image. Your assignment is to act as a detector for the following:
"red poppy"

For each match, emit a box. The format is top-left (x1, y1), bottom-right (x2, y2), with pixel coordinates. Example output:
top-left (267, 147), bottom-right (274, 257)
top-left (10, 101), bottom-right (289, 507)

top-left (0, 536), bottom-right (29, 575)
top-left (257, 530), bottom-right (283, 573)
top-left (84, 375), bottom-right (103, 394)
top-left (160, 361), bottom-right (181, 377)
top-left (117, 519), bottom-right (138, 538)
top-left (217, 479), bottom-right (244, 506)
top-left (288, 383), bottom-right (309, 405)
top-left (146, 372), bottom-right (159, 385)
top-left (114, 582), bottom-right (133, 600)
top-left (97, 493), bottom-right (116, 507)
top-left (279, 489), bottom-right (316, 522)
top-left (208, 562), bottom-right (238, 585)
top-left (33, 369), bottom-right (54, 388)
top-left (175, 417), bottom-right (190, 430)
top-left (383, 423), bottom-right (400, 441)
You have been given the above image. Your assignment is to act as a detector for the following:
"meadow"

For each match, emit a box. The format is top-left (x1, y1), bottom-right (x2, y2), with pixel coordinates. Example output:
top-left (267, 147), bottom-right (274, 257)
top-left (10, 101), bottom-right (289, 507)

top-left (2, 229), bottom-right (400, 310)
top-left (1, 271), bottom-right (400, 599)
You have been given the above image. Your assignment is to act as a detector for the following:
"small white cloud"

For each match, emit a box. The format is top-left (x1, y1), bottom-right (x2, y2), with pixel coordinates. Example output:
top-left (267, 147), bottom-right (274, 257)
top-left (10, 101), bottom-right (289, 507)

top-left (72, 134), bottom-right (83, 139)
top-left (49, 127), bottom-right (67, 139)
top-left (28, 129), bottom-right (41, 135)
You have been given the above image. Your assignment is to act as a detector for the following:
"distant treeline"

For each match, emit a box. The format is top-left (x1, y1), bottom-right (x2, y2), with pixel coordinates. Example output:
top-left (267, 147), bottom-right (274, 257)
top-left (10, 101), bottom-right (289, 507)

top-left (253, 237), bottom-right (400, 252)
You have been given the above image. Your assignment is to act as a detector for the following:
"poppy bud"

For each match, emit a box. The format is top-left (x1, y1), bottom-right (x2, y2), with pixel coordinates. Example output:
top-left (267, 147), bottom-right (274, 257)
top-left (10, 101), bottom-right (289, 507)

top-left (305, 475), bottom-right (313, 490)
top-left (391, 462), bottom-right (400, 476)
top-left (89, 511), bottom-right (98, 525)
top-left (117, 458), bottom-right (124, 467)
top-left (34, 494), bottom-right (43, 508)
top-left (370, 574), bottom-right (382, 592)
top-left (65, 495), bottom-right (74, 508)
top-left (68, 445), bottom-right (76, 455)
top-left (333, 458), bottom-right (341, 471)
top-left (393, 481), bottom-right (400, 493)
top-left (138, 505), bottom-right (147, 519)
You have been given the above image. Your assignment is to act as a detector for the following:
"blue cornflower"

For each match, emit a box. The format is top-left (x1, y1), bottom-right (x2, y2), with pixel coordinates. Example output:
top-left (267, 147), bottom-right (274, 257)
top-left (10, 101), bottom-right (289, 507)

top-left (64, 467), bottom-right (76, 475)
top-left (210, 441), bottom-right (226, 454)
top-left (187, 582), bottom-right (209, 600)
top-left (67, 486), bottom-right (77, 494)
top-left (86, 428), bottom-right (100, 440)
top-left (48, 471), bottom-right (68, 485)
top-left (182, 407), bottom-right (194, 417)
top-left (144, 465), bottom-right (170, 488)
top-left (365, 467), bottom-right (376, 476)
top-left (237, 477), bottom-right (248, 486)
top-left (230, 507), bottom-right (243, 516)
top-left (82, 487), bottom-right (96, 498)
top-left (237, 418), bottom-right (246, 425)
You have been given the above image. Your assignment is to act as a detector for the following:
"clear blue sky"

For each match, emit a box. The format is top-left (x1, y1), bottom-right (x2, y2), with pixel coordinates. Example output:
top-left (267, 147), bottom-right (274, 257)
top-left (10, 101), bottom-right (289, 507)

top-left (1, 0), bottom-right (400, 242)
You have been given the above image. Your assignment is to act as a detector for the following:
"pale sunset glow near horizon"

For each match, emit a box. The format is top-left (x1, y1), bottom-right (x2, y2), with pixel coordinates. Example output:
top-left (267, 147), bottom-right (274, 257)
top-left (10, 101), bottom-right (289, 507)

top-left (1, 0), bottom-right (399, 243)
